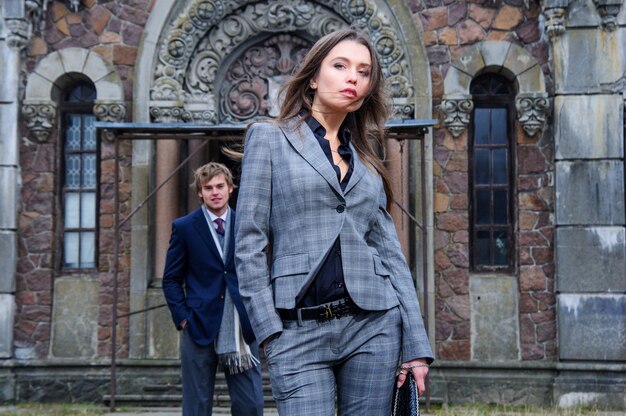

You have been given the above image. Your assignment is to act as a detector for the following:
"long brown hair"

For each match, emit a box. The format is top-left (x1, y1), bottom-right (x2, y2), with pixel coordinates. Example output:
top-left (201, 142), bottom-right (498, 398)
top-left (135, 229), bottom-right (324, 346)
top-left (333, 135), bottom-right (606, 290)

top-left (277, 28), bottom-right (394, 208)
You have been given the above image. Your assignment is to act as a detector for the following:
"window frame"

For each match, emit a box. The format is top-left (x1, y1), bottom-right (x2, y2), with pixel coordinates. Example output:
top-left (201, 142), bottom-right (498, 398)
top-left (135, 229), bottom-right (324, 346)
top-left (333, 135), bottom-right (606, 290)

top-left (469, 77), bottom-right (516, 273)
top-left (57, 83), bottom-right (100, 272)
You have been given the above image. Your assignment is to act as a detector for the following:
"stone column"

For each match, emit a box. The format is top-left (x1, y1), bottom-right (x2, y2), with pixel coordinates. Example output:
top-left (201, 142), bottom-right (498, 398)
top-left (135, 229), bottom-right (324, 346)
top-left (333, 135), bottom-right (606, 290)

top-left (153, 141), bottom-right (180, 282)
top-left (0, 7), bottom-right (30, 358)
top-left (185, 139), bottom-right (205, 213)
top-left (550, 3), bottom-right (626, 406)
top-left (386, 138), bottom-right (411, 260)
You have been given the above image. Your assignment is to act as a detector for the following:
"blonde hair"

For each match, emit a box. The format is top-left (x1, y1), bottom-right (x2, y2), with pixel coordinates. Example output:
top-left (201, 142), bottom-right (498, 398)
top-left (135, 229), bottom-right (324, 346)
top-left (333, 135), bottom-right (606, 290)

top-left (192, 162), bottom-right (234, 193)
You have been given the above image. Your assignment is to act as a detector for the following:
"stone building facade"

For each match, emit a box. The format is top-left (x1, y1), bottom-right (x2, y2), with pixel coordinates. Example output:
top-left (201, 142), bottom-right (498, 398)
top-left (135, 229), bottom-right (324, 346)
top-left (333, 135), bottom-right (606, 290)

top-left (0, 0), bottom-right (624, 409)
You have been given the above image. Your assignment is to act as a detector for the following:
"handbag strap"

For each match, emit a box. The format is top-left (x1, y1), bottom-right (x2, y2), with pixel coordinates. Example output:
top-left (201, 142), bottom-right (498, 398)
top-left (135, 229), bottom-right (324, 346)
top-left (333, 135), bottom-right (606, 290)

top-left (392, 383), bottom-right (401, 415)
top-left (391, 372), bottom-right (420, 416)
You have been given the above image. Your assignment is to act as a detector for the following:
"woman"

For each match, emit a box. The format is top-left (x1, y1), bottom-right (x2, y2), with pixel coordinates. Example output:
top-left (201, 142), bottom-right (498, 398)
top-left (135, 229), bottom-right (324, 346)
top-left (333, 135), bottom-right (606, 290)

top-left (234, 28), bottom-right (433, 415)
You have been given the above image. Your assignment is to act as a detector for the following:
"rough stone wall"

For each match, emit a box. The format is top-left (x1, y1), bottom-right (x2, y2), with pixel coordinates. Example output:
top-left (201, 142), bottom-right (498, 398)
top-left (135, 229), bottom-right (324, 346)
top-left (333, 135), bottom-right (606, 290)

top-left (16, 134), bottom-right (56, 359)
top-left (515, 122), bottom-right (555, 360)
top-left (15, 0), bottom-right (147, 359)
top-left (406, 0), bottom-right (556, 360)
top-left (25, 1), bottom-right (150, 96)
top-left (97, 139), bottom-right (133, 358)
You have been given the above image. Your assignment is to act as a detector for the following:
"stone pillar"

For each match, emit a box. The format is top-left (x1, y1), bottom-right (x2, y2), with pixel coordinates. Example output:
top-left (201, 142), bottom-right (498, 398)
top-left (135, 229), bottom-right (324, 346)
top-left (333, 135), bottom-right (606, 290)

top-left (185, 139), bottom-right (205, 214)
top-left (386, 138), bottom-right (411, 260)
top-left (153, 140), bottom-right (180, 282)
top-left (0, 6), bottom-right (30, 358)
top-left (550, 3), bottom-right (626, 406)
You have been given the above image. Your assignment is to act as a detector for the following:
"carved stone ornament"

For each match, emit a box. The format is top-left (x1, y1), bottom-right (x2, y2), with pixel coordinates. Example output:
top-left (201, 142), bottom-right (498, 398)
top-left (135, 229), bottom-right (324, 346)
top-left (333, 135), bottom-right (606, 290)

top-left (93, 100), bottom-right (127, 123)
top-left (516, 93), bottom-right (549, 137)
top-left (542, 0), bottom-right (569, 38)
top-left (22, 100), bottom-right (57, 142)
top-left (5, 19), bottom-right (31, 50)
top-left (150, 0), bottom-right (415, 124)
top-left (594, 0), bottom-right (623, 31)
top-left (219, 34), bottom-right (311, 123)
top-left (442, 96), bottom-right (474, 138)
top-left (543, 7), bottom-right (567, 38)
top-left (149, 103), bottom-right (192, 123)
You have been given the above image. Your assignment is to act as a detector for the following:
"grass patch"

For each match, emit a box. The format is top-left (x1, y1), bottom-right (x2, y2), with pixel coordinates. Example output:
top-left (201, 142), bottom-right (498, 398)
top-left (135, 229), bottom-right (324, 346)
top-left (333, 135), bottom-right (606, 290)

top-left (0, 403), bottom-right (107, 416)
top-left (427, 403), bottom-right (607, 415)
top-left (0, 403), bottom-right (615, 415)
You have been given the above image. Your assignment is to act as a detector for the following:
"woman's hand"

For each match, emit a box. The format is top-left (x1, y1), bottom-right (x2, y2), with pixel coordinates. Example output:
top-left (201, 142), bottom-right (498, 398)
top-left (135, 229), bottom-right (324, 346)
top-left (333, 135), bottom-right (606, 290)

top-left (396, 358), bottom-right (429, 395)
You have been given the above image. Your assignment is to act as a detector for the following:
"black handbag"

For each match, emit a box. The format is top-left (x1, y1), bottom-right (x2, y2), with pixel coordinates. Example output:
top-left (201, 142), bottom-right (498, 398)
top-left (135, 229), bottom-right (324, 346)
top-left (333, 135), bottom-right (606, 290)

top-left (391, 371), bottom-right (420, 416)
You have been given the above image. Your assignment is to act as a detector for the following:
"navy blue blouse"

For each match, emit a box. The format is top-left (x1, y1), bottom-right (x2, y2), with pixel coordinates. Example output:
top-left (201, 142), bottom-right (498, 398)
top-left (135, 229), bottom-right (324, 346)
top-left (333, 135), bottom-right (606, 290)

top-left (296, 115), bottom-right (354, 307)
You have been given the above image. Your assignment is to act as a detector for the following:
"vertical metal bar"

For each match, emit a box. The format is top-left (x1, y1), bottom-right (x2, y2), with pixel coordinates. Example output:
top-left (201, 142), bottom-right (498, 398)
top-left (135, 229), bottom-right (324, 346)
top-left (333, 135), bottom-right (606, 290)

top-left (420, 132), bottom-right (431, 407)
top-left (110, 135), bottom-right (120, 412)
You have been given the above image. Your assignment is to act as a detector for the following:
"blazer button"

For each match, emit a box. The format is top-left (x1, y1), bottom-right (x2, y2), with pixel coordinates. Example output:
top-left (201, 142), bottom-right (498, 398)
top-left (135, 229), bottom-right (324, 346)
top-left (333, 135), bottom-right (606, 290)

top-left (336, 204), bottom-right (346, 213)
top-left (220, 295), bottom-right (224, 300)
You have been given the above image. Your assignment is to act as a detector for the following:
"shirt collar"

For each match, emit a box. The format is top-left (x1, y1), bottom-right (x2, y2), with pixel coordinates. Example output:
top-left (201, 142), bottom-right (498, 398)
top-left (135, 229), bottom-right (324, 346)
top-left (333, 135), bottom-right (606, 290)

top-left (302, 111), bottom-right (351, 146)
top-left (205, 206), bottom-right (229, 223)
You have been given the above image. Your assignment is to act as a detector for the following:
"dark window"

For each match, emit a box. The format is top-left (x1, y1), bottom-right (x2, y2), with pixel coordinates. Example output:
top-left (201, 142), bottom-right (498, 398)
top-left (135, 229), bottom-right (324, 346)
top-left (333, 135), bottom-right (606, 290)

top-left (60, 83), bottom-right (98, 269)
top-left (469, 75), bottom-right (515, 272)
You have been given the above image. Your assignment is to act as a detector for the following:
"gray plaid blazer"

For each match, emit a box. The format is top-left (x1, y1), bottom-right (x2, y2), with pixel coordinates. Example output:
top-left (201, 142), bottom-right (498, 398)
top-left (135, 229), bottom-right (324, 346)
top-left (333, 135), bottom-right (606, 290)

top-left (234, 116), bottom-right (433, 363)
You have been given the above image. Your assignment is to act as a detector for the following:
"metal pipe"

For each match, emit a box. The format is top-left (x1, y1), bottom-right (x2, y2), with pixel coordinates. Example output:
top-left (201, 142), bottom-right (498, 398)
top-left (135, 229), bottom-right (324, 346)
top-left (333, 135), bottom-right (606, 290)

top-left (110, 137), bottom-right (120, 412)
top-left (420, 133), bottom-right (431, 407)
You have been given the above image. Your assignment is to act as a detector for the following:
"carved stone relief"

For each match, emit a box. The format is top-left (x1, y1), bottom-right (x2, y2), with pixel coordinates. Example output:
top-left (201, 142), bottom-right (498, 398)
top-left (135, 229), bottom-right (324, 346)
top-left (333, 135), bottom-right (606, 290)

top-left (594, 0), bottom-right (623, 31)
top-left (5, 18), bottom-right (31, 50)
top-left (543, 7), bottom-right (567, 38)
top-left (219, 34), bottom-right (311, 123)
top-left (149, 104), bottom-right (192, 123)
top-left (93, 101), bottom-right (127, 123)
top-left (442, 93), bottom-right (548, 139)
top-left (516, 93), bottom-right (550, 137)
top-left (542, 0), bottom-right (569, 38)
top-left (150, 0), bottom-right (416, 124)
top-left (94, 101), bottom-right (126, 142)
top-left (441, 96), bottom-right (474, 138)
top-left (22, 100), bottom-right (57, 142)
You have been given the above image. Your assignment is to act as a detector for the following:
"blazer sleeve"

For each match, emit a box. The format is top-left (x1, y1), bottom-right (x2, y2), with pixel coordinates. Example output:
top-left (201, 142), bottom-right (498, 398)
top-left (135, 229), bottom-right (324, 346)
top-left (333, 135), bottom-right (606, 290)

top-left (235, 123), bottom-right (283, 344)
top-left (368, 181), bottom-right (434, 363)
top-left (162, 221), bottom-right (189, 330)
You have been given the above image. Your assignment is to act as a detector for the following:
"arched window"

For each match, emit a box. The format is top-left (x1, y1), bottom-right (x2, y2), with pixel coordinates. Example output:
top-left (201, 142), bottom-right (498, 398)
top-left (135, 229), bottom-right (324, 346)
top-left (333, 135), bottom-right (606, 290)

top-left (59, 83), bottom-right (98, 270)
top-left (469, 74), bottom-right (515, 272)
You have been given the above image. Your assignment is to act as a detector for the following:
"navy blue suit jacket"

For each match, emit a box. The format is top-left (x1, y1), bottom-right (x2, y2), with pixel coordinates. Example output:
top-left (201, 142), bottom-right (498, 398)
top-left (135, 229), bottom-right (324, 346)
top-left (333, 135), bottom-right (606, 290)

top-left (162, 206), bottom-right (255, 346)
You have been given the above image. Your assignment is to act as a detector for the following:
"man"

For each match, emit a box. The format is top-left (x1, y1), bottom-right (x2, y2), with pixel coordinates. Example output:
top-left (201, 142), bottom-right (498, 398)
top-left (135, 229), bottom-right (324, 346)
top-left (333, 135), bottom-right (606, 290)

top-left (162, 162), bottom-right (263, 416)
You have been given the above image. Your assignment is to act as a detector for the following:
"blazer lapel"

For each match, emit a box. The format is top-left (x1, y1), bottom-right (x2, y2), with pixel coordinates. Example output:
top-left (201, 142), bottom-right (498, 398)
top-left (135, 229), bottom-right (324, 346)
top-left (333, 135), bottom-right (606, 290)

top-left (344, 142), bottom-right (368, 195)
top-left (279, 117), bottom-right (344, 197)
top-left (192, 207), bottom-right (221, 261)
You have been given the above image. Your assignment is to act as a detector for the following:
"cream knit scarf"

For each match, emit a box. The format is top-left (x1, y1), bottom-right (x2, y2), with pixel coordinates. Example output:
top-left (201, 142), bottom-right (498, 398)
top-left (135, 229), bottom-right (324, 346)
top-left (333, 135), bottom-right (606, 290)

top-left (201, 205), bottom-right (260, 374)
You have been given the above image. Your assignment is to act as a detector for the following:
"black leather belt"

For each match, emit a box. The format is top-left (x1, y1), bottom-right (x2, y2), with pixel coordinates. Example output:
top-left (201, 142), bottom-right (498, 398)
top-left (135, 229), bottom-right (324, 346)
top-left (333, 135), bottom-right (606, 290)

top-left (278, 297), bottom-right (360, 323)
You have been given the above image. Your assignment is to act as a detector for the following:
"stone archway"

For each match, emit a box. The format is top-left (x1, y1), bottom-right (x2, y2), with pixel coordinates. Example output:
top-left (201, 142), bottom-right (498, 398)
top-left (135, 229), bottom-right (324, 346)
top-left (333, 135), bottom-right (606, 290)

top-left (147, 0), bottom-right (426, 123)
top-left (22, 47), bottom-right (126, 141)
top-left (442, 41), bottom-right (549, 138)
